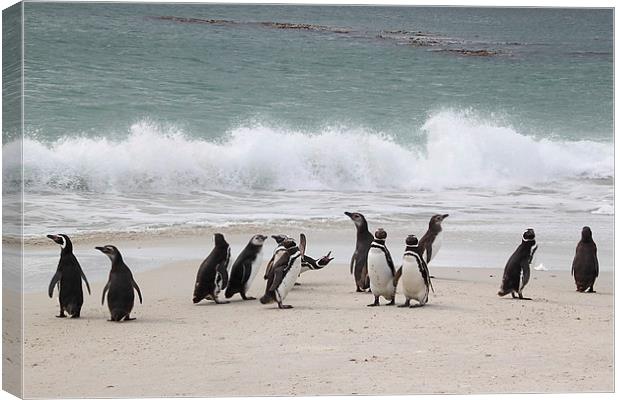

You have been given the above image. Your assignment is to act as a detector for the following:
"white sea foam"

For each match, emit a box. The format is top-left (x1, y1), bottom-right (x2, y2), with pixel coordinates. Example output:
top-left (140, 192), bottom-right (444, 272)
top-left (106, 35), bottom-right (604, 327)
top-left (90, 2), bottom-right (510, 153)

top-left (6, 110), bottom-right (613, 193)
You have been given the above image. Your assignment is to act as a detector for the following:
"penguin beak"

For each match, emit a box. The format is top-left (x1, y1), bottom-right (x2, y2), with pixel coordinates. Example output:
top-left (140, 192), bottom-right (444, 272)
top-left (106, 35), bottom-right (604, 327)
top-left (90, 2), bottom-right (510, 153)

top-left (95, 246), bottom-right (106, 253)
top-left (47, 234), bottom-right (63, 245)
top-left (442, 214), bottom-right (449, 219)
top-left (344, 211), bottom-right (352, 217)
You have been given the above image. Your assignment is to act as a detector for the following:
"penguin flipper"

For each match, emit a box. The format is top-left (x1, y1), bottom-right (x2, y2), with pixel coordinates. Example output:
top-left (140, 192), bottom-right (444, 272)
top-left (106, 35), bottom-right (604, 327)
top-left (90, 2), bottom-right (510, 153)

top-left (101, 281), bottom-right (110, 305)
top-left (268, 268), bottom-right (285, 292)
top-left (594, 244), bottom-right (599, 278)
top-left (80, 268), bottom-right (91, 295)
top-left (299, 233), bottom-right (306, 258)
top-left (132, 279), bottom-right (143, 304)
top-left (425, 245), bottom-right (432, 264)
top-left (48, 271), bottom-right (61, 298)
top-left (393, 267), bottom-right (402, 287)
top-left (350, 254), bottom-right (355, 275)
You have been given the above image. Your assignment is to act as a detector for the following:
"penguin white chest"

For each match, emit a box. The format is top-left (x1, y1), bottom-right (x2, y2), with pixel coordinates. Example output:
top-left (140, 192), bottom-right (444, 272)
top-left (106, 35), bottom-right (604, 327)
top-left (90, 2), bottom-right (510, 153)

top-left (367, 247), bottom-right (395, 298)
top-left (401, 255), bottom-right (428, 302)
top-left (245, 251), bottom-right (263, 292)
top-left (429, 232), bottom-right (443, 262)
top-left (276, 255), bottom-right (302, 301)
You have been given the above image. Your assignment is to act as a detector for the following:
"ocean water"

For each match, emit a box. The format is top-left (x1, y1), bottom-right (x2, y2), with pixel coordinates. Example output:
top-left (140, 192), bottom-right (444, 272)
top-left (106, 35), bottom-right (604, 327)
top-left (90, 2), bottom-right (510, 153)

top-left (3, 4), bottom-right (614, 283)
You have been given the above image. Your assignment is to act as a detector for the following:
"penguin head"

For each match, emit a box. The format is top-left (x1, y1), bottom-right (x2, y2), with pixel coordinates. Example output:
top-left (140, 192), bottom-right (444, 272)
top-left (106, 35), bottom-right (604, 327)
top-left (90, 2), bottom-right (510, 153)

top-left (581, 226), bottom-right (593, 241)
top-left (374, 228), bottom-right (387, 240)
top-left (429, 214), bottom-right (449, 228)
top-left (47, 234), bottom-right (72, 251)
top-left (271, 234), bottom-right (290, 244)
top-left (95, 245), bottom-right (122, 263)
top-left (522, 228), bottom-right (535, 241)
top-left (405, 235), bottom-right (418, 246)
top-left (251, 234), bottom-right (268, 246)
top-left (317, 251), bottom-right (334, 266)
top-left (345, 211), bottom-right (367, 228)
top-left (213, 233), bottom-right (228, 248)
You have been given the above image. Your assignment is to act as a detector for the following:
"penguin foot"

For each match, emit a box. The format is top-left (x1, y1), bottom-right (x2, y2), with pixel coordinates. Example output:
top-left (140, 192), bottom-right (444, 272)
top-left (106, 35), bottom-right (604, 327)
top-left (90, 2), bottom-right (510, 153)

top-left (242, 296), bottom-right (256, 301)
top-left (587, 288), bottom-right (596, 293)
top-left (278, 304), bottom-right (293, 309)
top-left (386, 299), bottom-right (395, 306)
top-left (70, 314), bottom-right (80, 319)
top-left (294, 282), bottom-right (301, 286)
top-left (517, 296), bottom-right (532, 301)
top-left (123, 317), bottom-right (136, 321)
top-left (397, 304), bottom-right (409, 308)
top-left (56, 314), bottom-right (66, 318)
top-left (410, 304), bottom-right (424, 308)
top-left (356, 287), bottom-right (364, 293)
top-left (366, 303), bottom-right (379, 307)
top-left (213, 299), bottom-right (230, 304)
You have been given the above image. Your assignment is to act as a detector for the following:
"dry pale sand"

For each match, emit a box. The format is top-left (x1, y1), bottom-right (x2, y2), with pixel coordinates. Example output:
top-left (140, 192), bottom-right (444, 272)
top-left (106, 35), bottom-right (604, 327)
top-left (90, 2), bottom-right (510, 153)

top-left (22, 257), bottom-right (613, 398)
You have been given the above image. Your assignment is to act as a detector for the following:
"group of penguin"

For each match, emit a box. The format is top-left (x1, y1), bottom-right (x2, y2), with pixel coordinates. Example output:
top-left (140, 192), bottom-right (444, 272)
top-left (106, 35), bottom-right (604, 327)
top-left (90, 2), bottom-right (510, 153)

top-left (46, 211), bottom-right (601, 321)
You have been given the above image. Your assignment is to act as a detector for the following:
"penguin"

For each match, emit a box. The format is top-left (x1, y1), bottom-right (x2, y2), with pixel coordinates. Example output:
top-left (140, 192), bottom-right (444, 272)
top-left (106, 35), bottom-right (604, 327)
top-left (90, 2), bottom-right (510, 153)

top-left (394, 235), bottom-right (433, 308)
top-left (264, 234), bottom-right (294, 279)
top-left (193, 233), bottom-right (231, 304)
top-left (416, 214), bottom-right (449, 264)
top-left (260, 234), bottom-right (306, 309)
top-left (571, 226), bottom-right (599, 293)
top-left (96, 245), bottom-right (143, 322)
top-left (47, 234), bottom-right (91, 318)
top-left (498, 228), bottom-right (537, 300)
top-left (345, 211), bottom-right (373, 292)
top-left (300, 251), bottom-right (334, 275)
top-left (366, 228), bottom-right (396, 306)
top-left (225, 234), bottom-right (267, 300)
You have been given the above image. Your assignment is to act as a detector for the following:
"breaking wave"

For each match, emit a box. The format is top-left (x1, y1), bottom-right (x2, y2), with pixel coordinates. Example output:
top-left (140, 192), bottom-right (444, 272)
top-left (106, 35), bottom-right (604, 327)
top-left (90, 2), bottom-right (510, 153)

top-left (4, 110), bottom-right (613, 193)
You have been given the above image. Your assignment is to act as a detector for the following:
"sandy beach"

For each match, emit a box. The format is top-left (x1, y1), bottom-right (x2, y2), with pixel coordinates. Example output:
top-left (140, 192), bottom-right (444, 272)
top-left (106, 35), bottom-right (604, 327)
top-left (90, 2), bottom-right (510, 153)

top-left (22, 250), bottom-right (613, 397)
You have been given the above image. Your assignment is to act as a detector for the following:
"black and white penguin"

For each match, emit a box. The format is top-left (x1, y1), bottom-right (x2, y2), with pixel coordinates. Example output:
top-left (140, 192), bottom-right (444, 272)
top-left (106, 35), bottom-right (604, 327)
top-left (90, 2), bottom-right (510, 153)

top-left (345, 211), bottom-right (373, 292)
top-left (394, 235), bottom-right (433, 308)
top-left (366, 228), bottom-right (396, 306)
top-left (225, 234), bottom-right (267, 300)
top-left (96, 245), bottom-right (143, 322)
top-left (416, 214), bottom-right (449, 264)
top-left (264, 234), bottom-right (294, 280)
top-left (260, 234), bottom-right (306, 309)
top-left (193, 233), bottom-right (231, 304)
top-left (47, 234), bottom-right (91, 318)
top-left (571, 226), bottom-right (599, 293)
top-left (300, 251), bottom-right (334, 275)
top-left (498, 228), bottom-right (537, 300)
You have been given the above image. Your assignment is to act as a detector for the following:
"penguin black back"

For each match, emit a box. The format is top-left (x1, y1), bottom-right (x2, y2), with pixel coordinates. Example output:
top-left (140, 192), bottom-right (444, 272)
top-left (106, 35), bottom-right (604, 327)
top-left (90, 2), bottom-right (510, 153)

top-left (572, 226), bottom-right (599, 293)
top-left (193, 233), bottom-right (231, 304)
top-left (47, 234), bottom-right (91, 318)
top-left (345, 211), bottom-right (373, 292)
top-left (225, 234), bottom-right (267, 300)
top-left (498, 228), bottom-right (537, 300)
top-left (97, 245), bottom-right (142, 322)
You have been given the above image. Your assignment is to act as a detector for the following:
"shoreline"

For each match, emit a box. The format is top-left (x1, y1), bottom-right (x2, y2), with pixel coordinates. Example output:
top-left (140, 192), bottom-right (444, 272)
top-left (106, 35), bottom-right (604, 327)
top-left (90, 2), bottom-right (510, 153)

top-left (23, 257), bottom-right (614, 397)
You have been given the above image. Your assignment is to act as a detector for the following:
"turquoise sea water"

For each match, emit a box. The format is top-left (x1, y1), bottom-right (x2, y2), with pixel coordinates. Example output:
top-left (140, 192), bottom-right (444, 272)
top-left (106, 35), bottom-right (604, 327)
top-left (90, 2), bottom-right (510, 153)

top-left (2, 4), bottom-right (614, 281)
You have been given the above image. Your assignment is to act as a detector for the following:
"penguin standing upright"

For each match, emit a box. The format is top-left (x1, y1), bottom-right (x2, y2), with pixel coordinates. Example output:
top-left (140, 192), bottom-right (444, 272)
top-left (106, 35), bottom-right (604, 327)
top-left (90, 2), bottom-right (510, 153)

top-left (264, 234), bottom-right (294, 280)
top-left (366, 228), bottom-right (396, 306)
top-left (345, 211), bottom-right (373, 292)
top-left (260, 234), bottom-right (306, 309)
top-left (96, 245), bottom-right (142, 322)
top-left (225, 234), bottom-right (267, 300)
top-left (47, 234), bottom-right (91, 318)
top-left (193, 233), bottom-right (231, 304)
top-left (395, 235), bottom-right (433, 308)
top-left (416, 214), bottom-right (449, 264)
top-left (498, 228), bottom-right (537, 300)
top-left (572, 226), bottom-right (599, 293)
